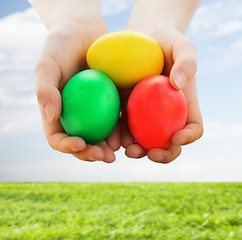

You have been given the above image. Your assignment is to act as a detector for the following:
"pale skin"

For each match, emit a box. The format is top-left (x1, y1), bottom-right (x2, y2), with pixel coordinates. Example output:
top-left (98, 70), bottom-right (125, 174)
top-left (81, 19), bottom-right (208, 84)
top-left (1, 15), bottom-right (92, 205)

top-left (32, 0), bottom-right (203, 164)
top-left (124, 0), bottom-right (203, 163)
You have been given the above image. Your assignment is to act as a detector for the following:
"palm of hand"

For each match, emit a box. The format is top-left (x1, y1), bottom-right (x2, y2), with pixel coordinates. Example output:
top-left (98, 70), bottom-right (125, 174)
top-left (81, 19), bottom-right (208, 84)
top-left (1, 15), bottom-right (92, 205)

top-left (36, 24), bottom-right (203, 164)
top-left (119, 27), bottom-right (203, 163)
top-left (35, 24), bottom-right (123, 163)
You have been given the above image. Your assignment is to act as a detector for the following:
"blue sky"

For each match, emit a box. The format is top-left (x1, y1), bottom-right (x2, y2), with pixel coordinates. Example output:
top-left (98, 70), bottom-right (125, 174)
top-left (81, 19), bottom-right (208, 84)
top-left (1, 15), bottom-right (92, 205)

top-left (0, 0), bottom-right (31, 18)
top-left (0, 0), bottom-right (241, 181)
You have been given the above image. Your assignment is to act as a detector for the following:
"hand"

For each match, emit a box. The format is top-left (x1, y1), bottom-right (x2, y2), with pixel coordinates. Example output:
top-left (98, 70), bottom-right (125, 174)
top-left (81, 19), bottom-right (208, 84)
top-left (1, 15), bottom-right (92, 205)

top-left (35, 17), bottom-right (121, 163)
top-left (122, 26), bottom-right (203, 163)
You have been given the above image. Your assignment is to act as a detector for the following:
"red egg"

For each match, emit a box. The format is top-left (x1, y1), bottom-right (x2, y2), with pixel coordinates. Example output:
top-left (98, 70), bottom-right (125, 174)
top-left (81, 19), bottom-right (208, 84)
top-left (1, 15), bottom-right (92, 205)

top-left (127, 75), bottom-right (187, 150)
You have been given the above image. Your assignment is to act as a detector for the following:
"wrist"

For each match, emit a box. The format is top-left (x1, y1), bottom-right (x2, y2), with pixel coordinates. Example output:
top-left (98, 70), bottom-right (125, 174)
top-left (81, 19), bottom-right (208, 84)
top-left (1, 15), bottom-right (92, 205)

top-left (127, 0), bottom-right (202, 34)
top-left (29, 0), bottom-right (105, 31)
top-left (30, 0), bottom-right (108, 49)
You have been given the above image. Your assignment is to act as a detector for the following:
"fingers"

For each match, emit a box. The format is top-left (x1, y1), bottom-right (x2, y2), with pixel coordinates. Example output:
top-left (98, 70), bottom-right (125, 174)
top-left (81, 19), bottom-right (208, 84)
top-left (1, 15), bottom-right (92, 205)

top-left (96, 140), bottom-right (116, 163)
top-left (120, 88), bottom-right (180, 162)
top-left (120, 89), bottom-right (146, 159)
top-left (48, 132), bottom-right (86, 153)
top-left (125, 144), bottom-right (146, 159)
top-left (72, 145), bottom-right (105, 162)
top-left (171, 102), bottom-right (203, 146)
top-left (169, 38), bottom-right (197, 90)
top-left (35, 30), bottom-right (87, 124)
top-left (47, 125), bottom-right (115, 163)
top-left (120, 115), bottom-right (135, 148)
top-left (73, 140), bottom-right (115, 163)
top-left (42, 114), bottom-right (115, 163)
top-left (35, 58), bottom-right (90, 160)
top-left (105, 119), bottom-right (121, 151)
top-left (34, 31), bottom-right (87, 160)
top-left (35, 52), bottom-right (63, 123)
top-left (172, 77), bottom-right (203, 145)
top-left (147, 145), bottom-right (182, 164)
top-left (120, 89), bottom-right (136, 148)
top-left (47, 123), bottom-right (115, 163)
top-left (171, 122), bottom-right (203, 145)
top-left (125, 143), bottom-right (182, 163)
top-left (36, 86), bottom-right (62, 123)
top-left (35, 30), bottom-right (118, 164)
top-left (35, 52), bottom-right (87, 155)
top-left (72, 120), bottom-right (120, 163)
top-left (120, 30), bottom-right (201, 163)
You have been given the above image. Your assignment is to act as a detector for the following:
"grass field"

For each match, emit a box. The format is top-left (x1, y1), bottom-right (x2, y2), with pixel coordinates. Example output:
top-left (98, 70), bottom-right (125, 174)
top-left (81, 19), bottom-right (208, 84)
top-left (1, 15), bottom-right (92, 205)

top-left (0, 182), bottom-right (241, 240)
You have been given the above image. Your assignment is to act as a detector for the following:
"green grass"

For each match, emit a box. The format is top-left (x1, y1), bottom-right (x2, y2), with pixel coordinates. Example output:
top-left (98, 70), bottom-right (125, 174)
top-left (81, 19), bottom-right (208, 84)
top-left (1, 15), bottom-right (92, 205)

top-left (0, 182), bottom-right (241, 240)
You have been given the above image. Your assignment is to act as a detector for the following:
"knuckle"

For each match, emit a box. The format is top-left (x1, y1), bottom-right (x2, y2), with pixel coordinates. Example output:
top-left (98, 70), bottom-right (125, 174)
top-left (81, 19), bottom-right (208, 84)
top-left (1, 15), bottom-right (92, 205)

top-left (182, 39), bottom-right (196, 52)
top-left (175, 38), bottom-right (195, 51)
top-left (174, 39), bottom-right (198, 77)
top-left (35, 87), bottom-right (44, 105)
top-left (34, 60), bottom-right (52, 93)
top-left (183, 52), bottom-right (197, 64)
top-left (181, 41), bottom-right (197, 61)
top-left (35, 59), bottom-right (50, 77)
top-left (35, 86), bottom-right (44, 97)
top-left (35, 86), bottom-right (49, 106)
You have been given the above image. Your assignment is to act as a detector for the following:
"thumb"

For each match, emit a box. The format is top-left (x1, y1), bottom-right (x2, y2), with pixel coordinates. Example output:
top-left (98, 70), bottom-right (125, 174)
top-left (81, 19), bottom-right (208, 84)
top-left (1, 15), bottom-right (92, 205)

top-left (36, 86), bottom-right (62, 123)
top-left (35, 60), bottom-right (62, 123)
top-left (169, 39), bottom-right (197, 90)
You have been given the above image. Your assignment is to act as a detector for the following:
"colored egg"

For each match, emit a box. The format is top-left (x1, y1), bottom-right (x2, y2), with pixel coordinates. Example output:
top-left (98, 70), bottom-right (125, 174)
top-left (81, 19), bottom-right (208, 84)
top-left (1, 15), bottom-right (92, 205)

top-left (86, 31), bottom-right (164, 89)
top-left (60, 69), bottom-right (120, 144)
top-left (127, 75), bottom-right (187, 150)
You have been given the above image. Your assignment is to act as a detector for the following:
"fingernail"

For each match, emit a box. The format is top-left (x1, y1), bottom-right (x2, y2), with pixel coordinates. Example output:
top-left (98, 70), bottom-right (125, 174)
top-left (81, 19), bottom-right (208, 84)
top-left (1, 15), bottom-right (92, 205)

top-left (174, 71), bottom-right (186, 89)
top-left (44, 103), bottom-right (55, 123)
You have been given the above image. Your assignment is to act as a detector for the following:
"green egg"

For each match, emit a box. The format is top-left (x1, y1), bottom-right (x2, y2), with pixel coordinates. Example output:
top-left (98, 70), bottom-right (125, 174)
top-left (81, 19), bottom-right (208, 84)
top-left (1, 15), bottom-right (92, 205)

top-left (60, 69), bottom-right (120, 144)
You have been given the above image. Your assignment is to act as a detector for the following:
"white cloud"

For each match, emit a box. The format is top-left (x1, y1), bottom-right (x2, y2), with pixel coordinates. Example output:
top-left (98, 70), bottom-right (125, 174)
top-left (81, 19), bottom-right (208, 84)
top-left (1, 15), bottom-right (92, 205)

top-left (224, 36), bottom-right (242, 66)
top-left (189, 0), bottom-right (242, 38)
top-left (215, 20), bottom-right (242, 37)
top-left (187, 0), bottom-right (242, 74)
top-left (0, 106), bottom-right (41, 137)
top-left (99, 0), bottom-right (135, 15)
top-left (0, 8), bottom-right (45, 137)
top-left (0, 52), bottom-right (6, 61)
top-left (1, 146), bottom-right (241, 182)
top-left (0, 8), bottom-right (46, 49)
top-left (204, 121), bottom-right (242, 138)
top-left (0, 87), bottom-right (36, 107)
top-left (196, 34), bottom-right (242, 74)
top-left (0, 8), bottom-right (47, 71)
top-left (0, 3), bottom-right (242, 182)
top-left (230, 38), bottom-right (242, 50)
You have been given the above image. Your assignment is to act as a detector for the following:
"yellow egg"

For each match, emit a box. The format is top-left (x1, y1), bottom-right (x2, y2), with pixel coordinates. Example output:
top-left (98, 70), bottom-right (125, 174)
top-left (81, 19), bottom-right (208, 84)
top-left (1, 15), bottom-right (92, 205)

top-left (86, 31), bottom-right (164, 89)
